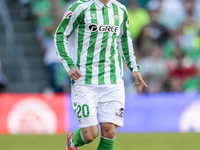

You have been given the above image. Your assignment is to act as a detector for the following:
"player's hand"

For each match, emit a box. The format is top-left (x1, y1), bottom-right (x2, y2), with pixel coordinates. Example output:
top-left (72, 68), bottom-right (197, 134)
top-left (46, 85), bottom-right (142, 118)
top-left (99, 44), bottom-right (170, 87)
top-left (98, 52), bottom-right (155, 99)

top-left (132, 71), bottom-right (148, 92)
top-left (68, 67), bottom-right (82, 80)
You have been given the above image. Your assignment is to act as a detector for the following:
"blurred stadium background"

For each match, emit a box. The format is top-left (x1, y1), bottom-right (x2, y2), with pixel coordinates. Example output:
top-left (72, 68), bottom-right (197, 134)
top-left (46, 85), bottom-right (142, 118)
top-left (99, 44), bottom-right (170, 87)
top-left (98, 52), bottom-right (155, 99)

top-left (0, 0), bottom-right (200, 149)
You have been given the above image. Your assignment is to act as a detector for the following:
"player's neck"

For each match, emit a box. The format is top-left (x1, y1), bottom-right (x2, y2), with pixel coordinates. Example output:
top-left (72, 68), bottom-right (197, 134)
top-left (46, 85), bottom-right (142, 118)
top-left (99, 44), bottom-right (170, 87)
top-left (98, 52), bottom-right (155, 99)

top-left (99, 0), bottom-right (110, 5)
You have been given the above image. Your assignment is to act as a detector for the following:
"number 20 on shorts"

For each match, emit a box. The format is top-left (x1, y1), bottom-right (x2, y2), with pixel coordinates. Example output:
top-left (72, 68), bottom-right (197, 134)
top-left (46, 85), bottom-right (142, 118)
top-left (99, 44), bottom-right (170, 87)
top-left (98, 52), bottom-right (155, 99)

top-left (75, 104), bottom-right (90, 118)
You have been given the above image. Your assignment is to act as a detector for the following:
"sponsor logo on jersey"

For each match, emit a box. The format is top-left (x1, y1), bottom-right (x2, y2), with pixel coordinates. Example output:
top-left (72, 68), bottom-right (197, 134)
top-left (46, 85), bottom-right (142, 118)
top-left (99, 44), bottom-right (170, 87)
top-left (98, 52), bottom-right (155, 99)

top-left (88, 24), bottom-right (119, 33)
top-left (65, 11), bottom-right (72, 19)
top-left (88, 24), bottom-right (98, 32)
top-left (115, 108), bottom-right (124, 118)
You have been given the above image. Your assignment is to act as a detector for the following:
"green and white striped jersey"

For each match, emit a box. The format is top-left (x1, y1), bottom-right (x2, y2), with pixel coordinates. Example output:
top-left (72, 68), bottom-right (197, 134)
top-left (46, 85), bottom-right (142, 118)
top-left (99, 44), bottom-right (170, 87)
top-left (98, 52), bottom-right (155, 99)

top-left (54, 0), bottom-right (140, 85)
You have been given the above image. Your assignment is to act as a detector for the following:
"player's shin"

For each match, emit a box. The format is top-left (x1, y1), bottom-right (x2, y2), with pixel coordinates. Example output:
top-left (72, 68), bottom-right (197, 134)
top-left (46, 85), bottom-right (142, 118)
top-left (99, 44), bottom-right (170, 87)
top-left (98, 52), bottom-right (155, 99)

top-left (97, 136), bottom-right (115, 150)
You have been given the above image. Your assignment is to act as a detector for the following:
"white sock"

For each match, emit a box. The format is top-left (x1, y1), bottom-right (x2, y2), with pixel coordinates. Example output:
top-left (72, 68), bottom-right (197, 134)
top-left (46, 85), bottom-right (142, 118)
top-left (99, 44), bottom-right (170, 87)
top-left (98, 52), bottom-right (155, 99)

top-left (101, 136), bottom-right (116, 140)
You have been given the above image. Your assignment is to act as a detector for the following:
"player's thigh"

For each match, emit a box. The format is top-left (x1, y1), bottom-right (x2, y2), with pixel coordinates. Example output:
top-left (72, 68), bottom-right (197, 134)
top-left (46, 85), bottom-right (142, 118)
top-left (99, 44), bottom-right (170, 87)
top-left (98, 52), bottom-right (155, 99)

top-left (98, 83), bottom-right (125, 127)
top-left (71, 84), bottom-right (98, 128)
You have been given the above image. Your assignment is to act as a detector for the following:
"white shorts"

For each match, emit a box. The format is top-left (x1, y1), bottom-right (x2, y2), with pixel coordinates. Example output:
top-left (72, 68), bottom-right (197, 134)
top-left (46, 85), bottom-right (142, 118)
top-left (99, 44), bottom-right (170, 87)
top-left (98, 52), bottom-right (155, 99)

top-left (71, 82), bottom-right (125, 128)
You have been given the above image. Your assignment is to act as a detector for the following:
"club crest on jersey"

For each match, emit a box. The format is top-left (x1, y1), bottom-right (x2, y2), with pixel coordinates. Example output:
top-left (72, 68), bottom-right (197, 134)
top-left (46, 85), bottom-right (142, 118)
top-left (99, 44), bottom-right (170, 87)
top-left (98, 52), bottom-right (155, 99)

top-left (65, 11), bottom-right (72, 19)
top-left (88, 23), bottom-right (119, 33)
top-left (114, 13), bottom-right (119, 20)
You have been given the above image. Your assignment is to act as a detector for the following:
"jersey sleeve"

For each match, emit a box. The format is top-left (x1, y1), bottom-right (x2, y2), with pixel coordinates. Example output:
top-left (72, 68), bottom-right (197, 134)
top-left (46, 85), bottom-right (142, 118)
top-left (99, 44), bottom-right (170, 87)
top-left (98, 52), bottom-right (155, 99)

top-left (54, 3), bottom-right (83, 73)
top-left (118, 8), bottom-right (140, 72)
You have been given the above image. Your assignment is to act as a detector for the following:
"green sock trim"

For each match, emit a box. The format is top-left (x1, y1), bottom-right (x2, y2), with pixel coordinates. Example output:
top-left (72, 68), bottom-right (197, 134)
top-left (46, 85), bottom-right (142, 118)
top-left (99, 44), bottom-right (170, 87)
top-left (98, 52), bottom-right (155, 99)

top-left (72, 128), bottom-right (88, 147)
top-left (97, 136), bottom-right (116, 150)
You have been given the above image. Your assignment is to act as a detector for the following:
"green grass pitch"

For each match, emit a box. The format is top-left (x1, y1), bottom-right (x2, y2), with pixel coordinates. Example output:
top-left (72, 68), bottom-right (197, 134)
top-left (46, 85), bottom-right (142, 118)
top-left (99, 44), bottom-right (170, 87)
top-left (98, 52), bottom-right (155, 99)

top-left (1, 133), bottom-right (200, 150)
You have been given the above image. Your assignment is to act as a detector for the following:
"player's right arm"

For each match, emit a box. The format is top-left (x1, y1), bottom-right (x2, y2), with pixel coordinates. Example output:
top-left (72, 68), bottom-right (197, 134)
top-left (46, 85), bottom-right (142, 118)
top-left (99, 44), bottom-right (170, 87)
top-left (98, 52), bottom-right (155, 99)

top-left (54, 2), bottom-right (84, 79)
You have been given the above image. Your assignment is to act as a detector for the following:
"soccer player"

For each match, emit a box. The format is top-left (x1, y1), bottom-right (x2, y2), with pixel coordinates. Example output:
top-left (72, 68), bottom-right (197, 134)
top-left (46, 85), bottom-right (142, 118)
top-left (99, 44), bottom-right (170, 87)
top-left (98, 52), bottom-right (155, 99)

top-left (54, 0), bottom-right (147, 149)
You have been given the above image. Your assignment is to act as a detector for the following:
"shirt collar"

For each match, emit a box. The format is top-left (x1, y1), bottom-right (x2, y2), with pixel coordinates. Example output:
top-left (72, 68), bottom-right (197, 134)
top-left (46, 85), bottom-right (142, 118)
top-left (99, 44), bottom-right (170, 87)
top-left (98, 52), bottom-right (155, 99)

top-left (94, 0), bottom-right (112, 9)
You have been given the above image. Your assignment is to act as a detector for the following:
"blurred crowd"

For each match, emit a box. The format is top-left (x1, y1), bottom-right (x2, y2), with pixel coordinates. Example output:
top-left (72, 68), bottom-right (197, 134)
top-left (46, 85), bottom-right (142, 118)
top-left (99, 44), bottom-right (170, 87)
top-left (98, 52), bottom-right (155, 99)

top-left (14, 0), bottom-right (200, 93)
top-left (0, 56), bottom-right (7, 92)
top-left (16, 0), bottom-right (73, 93)
top-left (125, 0), bottom-right (200, 93)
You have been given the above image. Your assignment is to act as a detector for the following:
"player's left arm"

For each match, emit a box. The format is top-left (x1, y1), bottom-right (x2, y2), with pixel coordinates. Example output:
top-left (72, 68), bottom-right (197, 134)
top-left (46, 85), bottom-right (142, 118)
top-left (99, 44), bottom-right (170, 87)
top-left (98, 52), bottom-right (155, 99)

top-left (118, 8), bottom-right (147, 92)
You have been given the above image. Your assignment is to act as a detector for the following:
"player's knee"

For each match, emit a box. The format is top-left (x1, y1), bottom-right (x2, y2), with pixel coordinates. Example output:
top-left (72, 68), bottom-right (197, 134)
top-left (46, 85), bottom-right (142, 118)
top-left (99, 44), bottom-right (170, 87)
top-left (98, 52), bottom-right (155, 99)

top-left (84, 136), bottom-right (94, 143)
top-left (84, 132), bottom-right (98, 143)
top-left (82, 127), bottom-right (99, 143)
top-left (106, 129), bottom-right (116, 139)
top-left (102, 128), bottom-right (116, 139)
